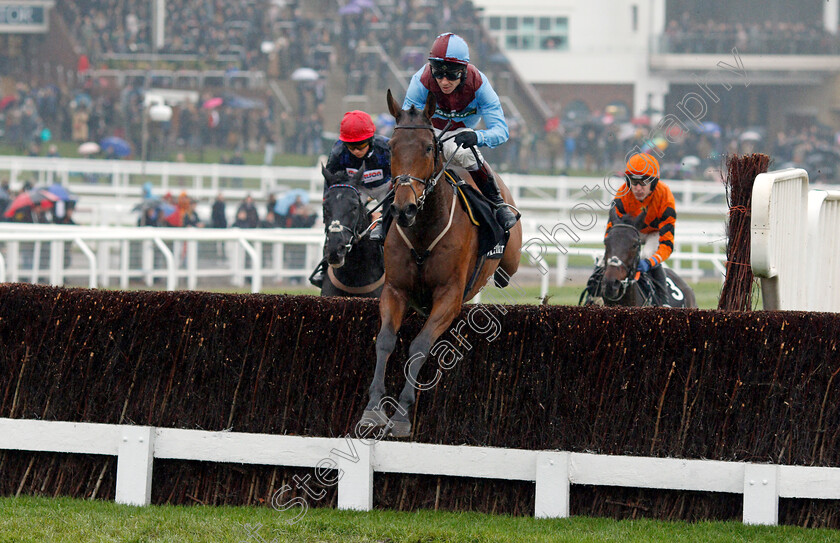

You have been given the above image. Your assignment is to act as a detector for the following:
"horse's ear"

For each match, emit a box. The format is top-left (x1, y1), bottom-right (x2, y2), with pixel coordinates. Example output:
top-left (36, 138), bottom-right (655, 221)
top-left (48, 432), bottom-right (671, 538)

top-left (423, 92), bottom-right (436, 121)
top-left (633, 210), bottom-right (648, 231)
top-left (386, 89), bottom-right (401, 121)
top-left (322, 164), bottom-right (336, 185)
top-left (353, 161), bottom-right (366, 184)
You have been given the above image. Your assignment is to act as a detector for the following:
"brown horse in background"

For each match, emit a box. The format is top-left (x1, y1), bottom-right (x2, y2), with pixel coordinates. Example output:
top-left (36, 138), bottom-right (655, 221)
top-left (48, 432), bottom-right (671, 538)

top-left (359, 89), bottom-right (522, 438)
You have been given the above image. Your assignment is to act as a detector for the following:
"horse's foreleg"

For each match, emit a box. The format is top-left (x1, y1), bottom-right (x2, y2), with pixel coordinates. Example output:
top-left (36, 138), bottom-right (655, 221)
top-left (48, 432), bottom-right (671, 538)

top-left (362, 284), bottom-right (407, 426)
top-left (391, 287), bottom-right (463, 437)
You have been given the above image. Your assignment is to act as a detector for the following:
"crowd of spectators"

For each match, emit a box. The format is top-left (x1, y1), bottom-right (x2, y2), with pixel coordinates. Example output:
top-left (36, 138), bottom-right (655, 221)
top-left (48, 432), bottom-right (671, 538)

top-left (661, 14), bottom-right (840, 55)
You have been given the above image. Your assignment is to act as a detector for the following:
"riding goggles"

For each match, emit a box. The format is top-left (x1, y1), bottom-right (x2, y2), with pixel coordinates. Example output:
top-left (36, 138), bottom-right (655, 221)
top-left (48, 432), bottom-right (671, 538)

top-left (625, 173), bottom-right (657, 186)
top-left (344, 139), bottom-right (372, 151)
top-left (432, 67), bottom-right (464, 81)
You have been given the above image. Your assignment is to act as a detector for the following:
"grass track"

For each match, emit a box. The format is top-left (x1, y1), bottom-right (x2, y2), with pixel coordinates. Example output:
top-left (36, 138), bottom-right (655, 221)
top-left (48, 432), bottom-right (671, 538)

top-left (0, 496), bottom-right (836, 543)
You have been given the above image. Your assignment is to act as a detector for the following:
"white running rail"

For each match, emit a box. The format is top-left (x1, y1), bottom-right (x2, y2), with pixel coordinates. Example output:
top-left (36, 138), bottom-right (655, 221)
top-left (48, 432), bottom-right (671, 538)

top-left (1, 417), bottom-right (838, 525)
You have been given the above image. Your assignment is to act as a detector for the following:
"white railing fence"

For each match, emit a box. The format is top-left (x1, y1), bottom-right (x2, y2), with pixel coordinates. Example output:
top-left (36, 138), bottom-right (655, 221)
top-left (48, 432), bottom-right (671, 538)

top-left (0, 223), bottom-right (727, 296)
top-left (751, 169), bottom-right (840, 311)
top-left (1, 417), bottom-right (838, 525)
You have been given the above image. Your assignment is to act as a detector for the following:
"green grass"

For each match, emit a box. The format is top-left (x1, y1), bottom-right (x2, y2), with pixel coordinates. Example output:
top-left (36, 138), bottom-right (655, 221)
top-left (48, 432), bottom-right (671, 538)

top-left (0, 495), bottom-right (835, 542)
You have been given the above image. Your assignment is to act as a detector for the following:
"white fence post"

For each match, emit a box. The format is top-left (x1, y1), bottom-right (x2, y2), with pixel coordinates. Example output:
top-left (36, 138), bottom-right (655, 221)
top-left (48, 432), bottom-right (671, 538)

top-left (337, 440), bottom-right (373, 511)
top-left (534, 451), bottom-right (570, 519)
top-left (742, 463), bottom-right (779, 525)
top-left (115, 425), bottom-right (155, 506)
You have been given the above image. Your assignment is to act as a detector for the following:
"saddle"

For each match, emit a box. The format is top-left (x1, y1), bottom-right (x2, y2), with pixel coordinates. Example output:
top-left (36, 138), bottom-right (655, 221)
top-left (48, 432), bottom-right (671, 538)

top-left (447, 170), bottom-right (506, 260)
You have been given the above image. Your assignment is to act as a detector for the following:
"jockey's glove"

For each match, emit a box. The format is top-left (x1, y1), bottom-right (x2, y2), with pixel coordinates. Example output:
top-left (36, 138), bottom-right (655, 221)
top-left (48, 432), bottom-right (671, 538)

top-left (638, 258), bottom-right (652, 274)
top-left (454, 131), bottom-right (478, 148)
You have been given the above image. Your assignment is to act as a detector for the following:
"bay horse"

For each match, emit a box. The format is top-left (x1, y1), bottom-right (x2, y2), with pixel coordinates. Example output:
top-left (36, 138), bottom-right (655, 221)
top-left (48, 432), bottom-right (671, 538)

top-left (359, 89), bottom-right (523, 437)
top-left (582, 208), bottom-right (697, 308)
top-left (320, 166), bottom-right (384, 298)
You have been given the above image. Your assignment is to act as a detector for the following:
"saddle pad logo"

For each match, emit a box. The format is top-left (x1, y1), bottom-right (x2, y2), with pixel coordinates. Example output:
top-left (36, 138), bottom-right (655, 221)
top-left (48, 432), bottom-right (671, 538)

top-left (486, 242), bottom-right (505, 259)
top-left (347, 168), bottom-right (384, 184)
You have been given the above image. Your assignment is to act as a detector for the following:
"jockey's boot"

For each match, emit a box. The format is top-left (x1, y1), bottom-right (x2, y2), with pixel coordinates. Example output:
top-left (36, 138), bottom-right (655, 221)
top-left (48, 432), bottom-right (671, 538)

top-left (308, 258), bottom-right (326, 288)
top-left (369, 217), bottom-right (385, 242)
top-left (647, 264), bottom-right (668, 306)
top-left (369, 192), bottom-right (394, 243)
top-left (472, 163), bottom-right (519, 231)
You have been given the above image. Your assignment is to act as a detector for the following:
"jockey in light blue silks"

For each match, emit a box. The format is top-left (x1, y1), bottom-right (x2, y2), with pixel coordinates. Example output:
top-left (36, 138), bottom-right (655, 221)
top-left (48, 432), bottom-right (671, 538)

top-left (401, 32), bottom-right (519, 232)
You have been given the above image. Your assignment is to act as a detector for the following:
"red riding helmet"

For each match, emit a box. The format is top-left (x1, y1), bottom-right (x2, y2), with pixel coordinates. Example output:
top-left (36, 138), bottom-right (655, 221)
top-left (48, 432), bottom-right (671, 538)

top-left (339, 110), bottom-right (375, 143)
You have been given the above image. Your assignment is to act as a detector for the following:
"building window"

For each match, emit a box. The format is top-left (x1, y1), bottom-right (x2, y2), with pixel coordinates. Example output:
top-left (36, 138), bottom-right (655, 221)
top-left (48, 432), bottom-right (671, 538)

top-left (485, 15), bottom-right (569, 51)
top-left (631, 5), bottom-right (638, 32)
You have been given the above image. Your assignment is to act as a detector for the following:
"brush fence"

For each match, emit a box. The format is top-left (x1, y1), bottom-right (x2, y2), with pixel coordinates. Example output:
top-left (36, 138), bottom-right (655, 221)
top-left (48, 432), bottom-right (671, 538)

top-left (2, 418), bottom-right (839, 525)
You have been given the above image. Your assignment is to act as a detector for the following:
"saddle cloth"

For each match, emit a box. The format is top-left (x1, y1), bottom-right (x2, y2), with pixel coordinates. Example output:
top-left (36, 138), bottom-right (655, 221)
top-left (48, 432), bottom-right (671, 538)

top-left (448, 170), bottom-right (506, 260)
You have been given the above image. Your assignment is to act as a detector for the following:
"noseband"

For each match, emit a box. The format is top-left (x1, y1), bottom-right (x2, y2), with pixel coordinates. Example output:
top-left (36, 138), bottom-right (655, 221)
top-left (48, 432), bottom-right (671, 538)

top-left (391, 124), bottom-right (445, 211)
top-left (602, 223), bottom-right (642, 301)
top-left (323, 183), bottom-right (368, 250)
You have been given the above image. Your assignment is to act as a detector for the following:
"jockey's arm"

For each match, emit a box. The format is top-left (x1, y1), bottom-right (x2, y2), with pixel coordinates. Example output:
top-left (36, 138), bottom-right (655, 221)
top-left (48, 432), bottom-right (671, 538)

top-left (474, 77), bottom-right (509, 148)
top-left (402, 69), bottom-right (428, 110)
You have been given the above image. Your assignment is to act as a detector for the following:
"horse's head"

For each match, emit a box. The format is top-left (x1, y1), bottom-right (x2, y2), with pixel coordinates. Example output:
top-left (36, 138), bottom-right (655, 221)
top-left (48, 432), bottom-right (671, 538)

top-left (322, 165), bottom-right (368, 268)
top-left (386, 88), bottom-right (440, 228)
top-left (602, 207), bottom-right (645, 301)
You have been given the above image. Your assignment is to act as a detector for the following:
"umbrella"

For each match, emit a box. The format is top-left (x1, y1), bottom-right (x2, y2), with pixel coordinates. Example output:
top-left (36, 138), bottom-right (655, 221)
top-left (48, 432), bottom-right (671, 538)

top-left (223, 95), bottom-right (265, 109)
top-left (700, 121), bottom-right (721, 135)
top-left (352, 0), bottom-right (375, 7)
top-left (681, 155), bottom-right (702, 169)
top-left (78, 141), bottom-right (100, 155)
top-left (291, 67), bottom-right (320, 81)
top-left (3, 190), bottom-right (54, 218)
top-left (43, 183), bottom-right (77, 202)
top-left (100, 136), bottom-right (132, 158)
top-left (740, 130), bottom-right (761, 141)
top-left (0, 95), bottom-right (16, 111)
top-left (202, 97), bottom-right (224, 109)
top-left (132, 198), bottom-right (162, 213)
top-left (338, 3), bottom-right (363, 14)
top-left (275, 189), bottom-right (310, 216)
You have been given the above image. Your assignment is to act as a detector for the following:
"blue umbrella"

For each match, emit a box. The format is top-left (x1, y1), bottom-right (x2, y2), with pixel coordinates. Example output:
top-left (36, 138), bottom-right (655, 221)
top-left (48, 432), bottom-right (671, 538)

top-left (44, 183), bottom-right (77, 202)
top-left (700, 121), bottom-right (721, 136)
top-left (338, 2), bottom-right (363, 14)
top-left (100, 136), bottom-right (132, 158)
top-left (275, 189), bottom-right (310, 216)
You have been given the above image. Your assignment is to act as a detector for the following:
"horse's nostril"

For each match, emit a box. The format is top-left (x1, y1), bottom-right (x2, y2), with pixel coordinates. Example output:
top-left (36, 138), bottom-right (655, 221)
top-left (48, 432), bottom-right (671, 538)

top-left (405, 204), bottom-right (418, 219)
top-left (389, 204), bottom-right (399, 217)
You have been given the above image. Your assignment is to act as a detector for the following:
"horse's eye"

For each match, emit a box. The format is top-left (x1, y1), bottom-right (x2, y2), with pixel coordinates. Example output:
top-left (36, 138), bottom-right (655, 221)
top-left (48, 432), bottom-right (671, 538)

top-left (426, 144), bottom-right (433, 153)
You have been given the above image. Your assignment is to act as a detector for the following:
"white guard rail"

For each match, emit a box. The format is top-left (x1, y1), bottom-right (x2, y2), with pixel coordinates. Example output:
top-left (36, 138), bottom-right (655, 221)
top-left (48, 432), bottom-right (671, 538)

top-left (752, 169), bottom-right (840, 311)
top-left (0, 224), bottom-right (324, 294)
top-left (0, 156), bottom-right (732, 226)
top-left (2, 417), bottom-right (839, 525)
top-left (0, 223), bottom-right (727, 296)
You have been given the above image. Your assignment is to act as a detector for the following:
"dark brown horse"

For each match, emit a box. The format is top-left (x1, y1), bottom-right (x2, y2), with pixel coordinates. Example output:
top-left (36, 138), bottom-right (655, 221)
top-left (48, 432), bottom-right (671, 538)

top-left (359, 90), bottom-right (523, 437)
top-left (583, 208), bottom-right (697, 308)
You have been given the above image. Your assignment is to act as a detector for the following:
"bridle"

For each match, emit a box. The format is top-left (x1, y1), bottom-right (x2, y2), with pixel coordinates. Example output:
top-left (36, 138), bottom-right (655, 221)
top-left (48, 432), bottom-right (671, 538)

top-left (602, 223), bottom-right (642, 302)
top-left (390, 123), bottom-right (455, 211)
top-left (323, 183), bottom-right (370, 250)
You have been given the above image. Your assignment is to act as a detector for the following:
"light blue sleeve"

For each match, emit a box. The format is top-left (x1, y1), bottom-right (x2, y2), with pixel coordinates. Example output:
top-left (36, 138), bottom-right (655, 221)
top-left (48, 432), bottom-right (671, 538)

top-left (402, 68), bottom-right (429, 110)
top-left (475, 72), bottom-right (509, 148)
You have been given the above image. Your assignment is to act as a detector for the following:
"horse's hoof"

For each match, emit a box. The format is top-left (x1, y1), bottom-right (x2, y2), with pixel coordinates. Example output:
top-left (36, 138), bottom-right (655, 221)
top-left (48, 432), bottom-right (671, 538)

top-left (388, 420), bottom-right (411, 438)
top-left (359, 409), bottom-right (389, 428)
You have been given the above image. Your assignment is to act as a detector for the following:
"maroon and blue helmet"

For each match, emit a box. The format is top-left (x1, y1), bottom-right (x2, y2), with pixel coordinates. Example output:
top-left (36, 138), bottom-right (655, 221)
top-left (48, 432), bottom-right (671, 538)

top-left (428, 32), bottom-right (470, 66)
